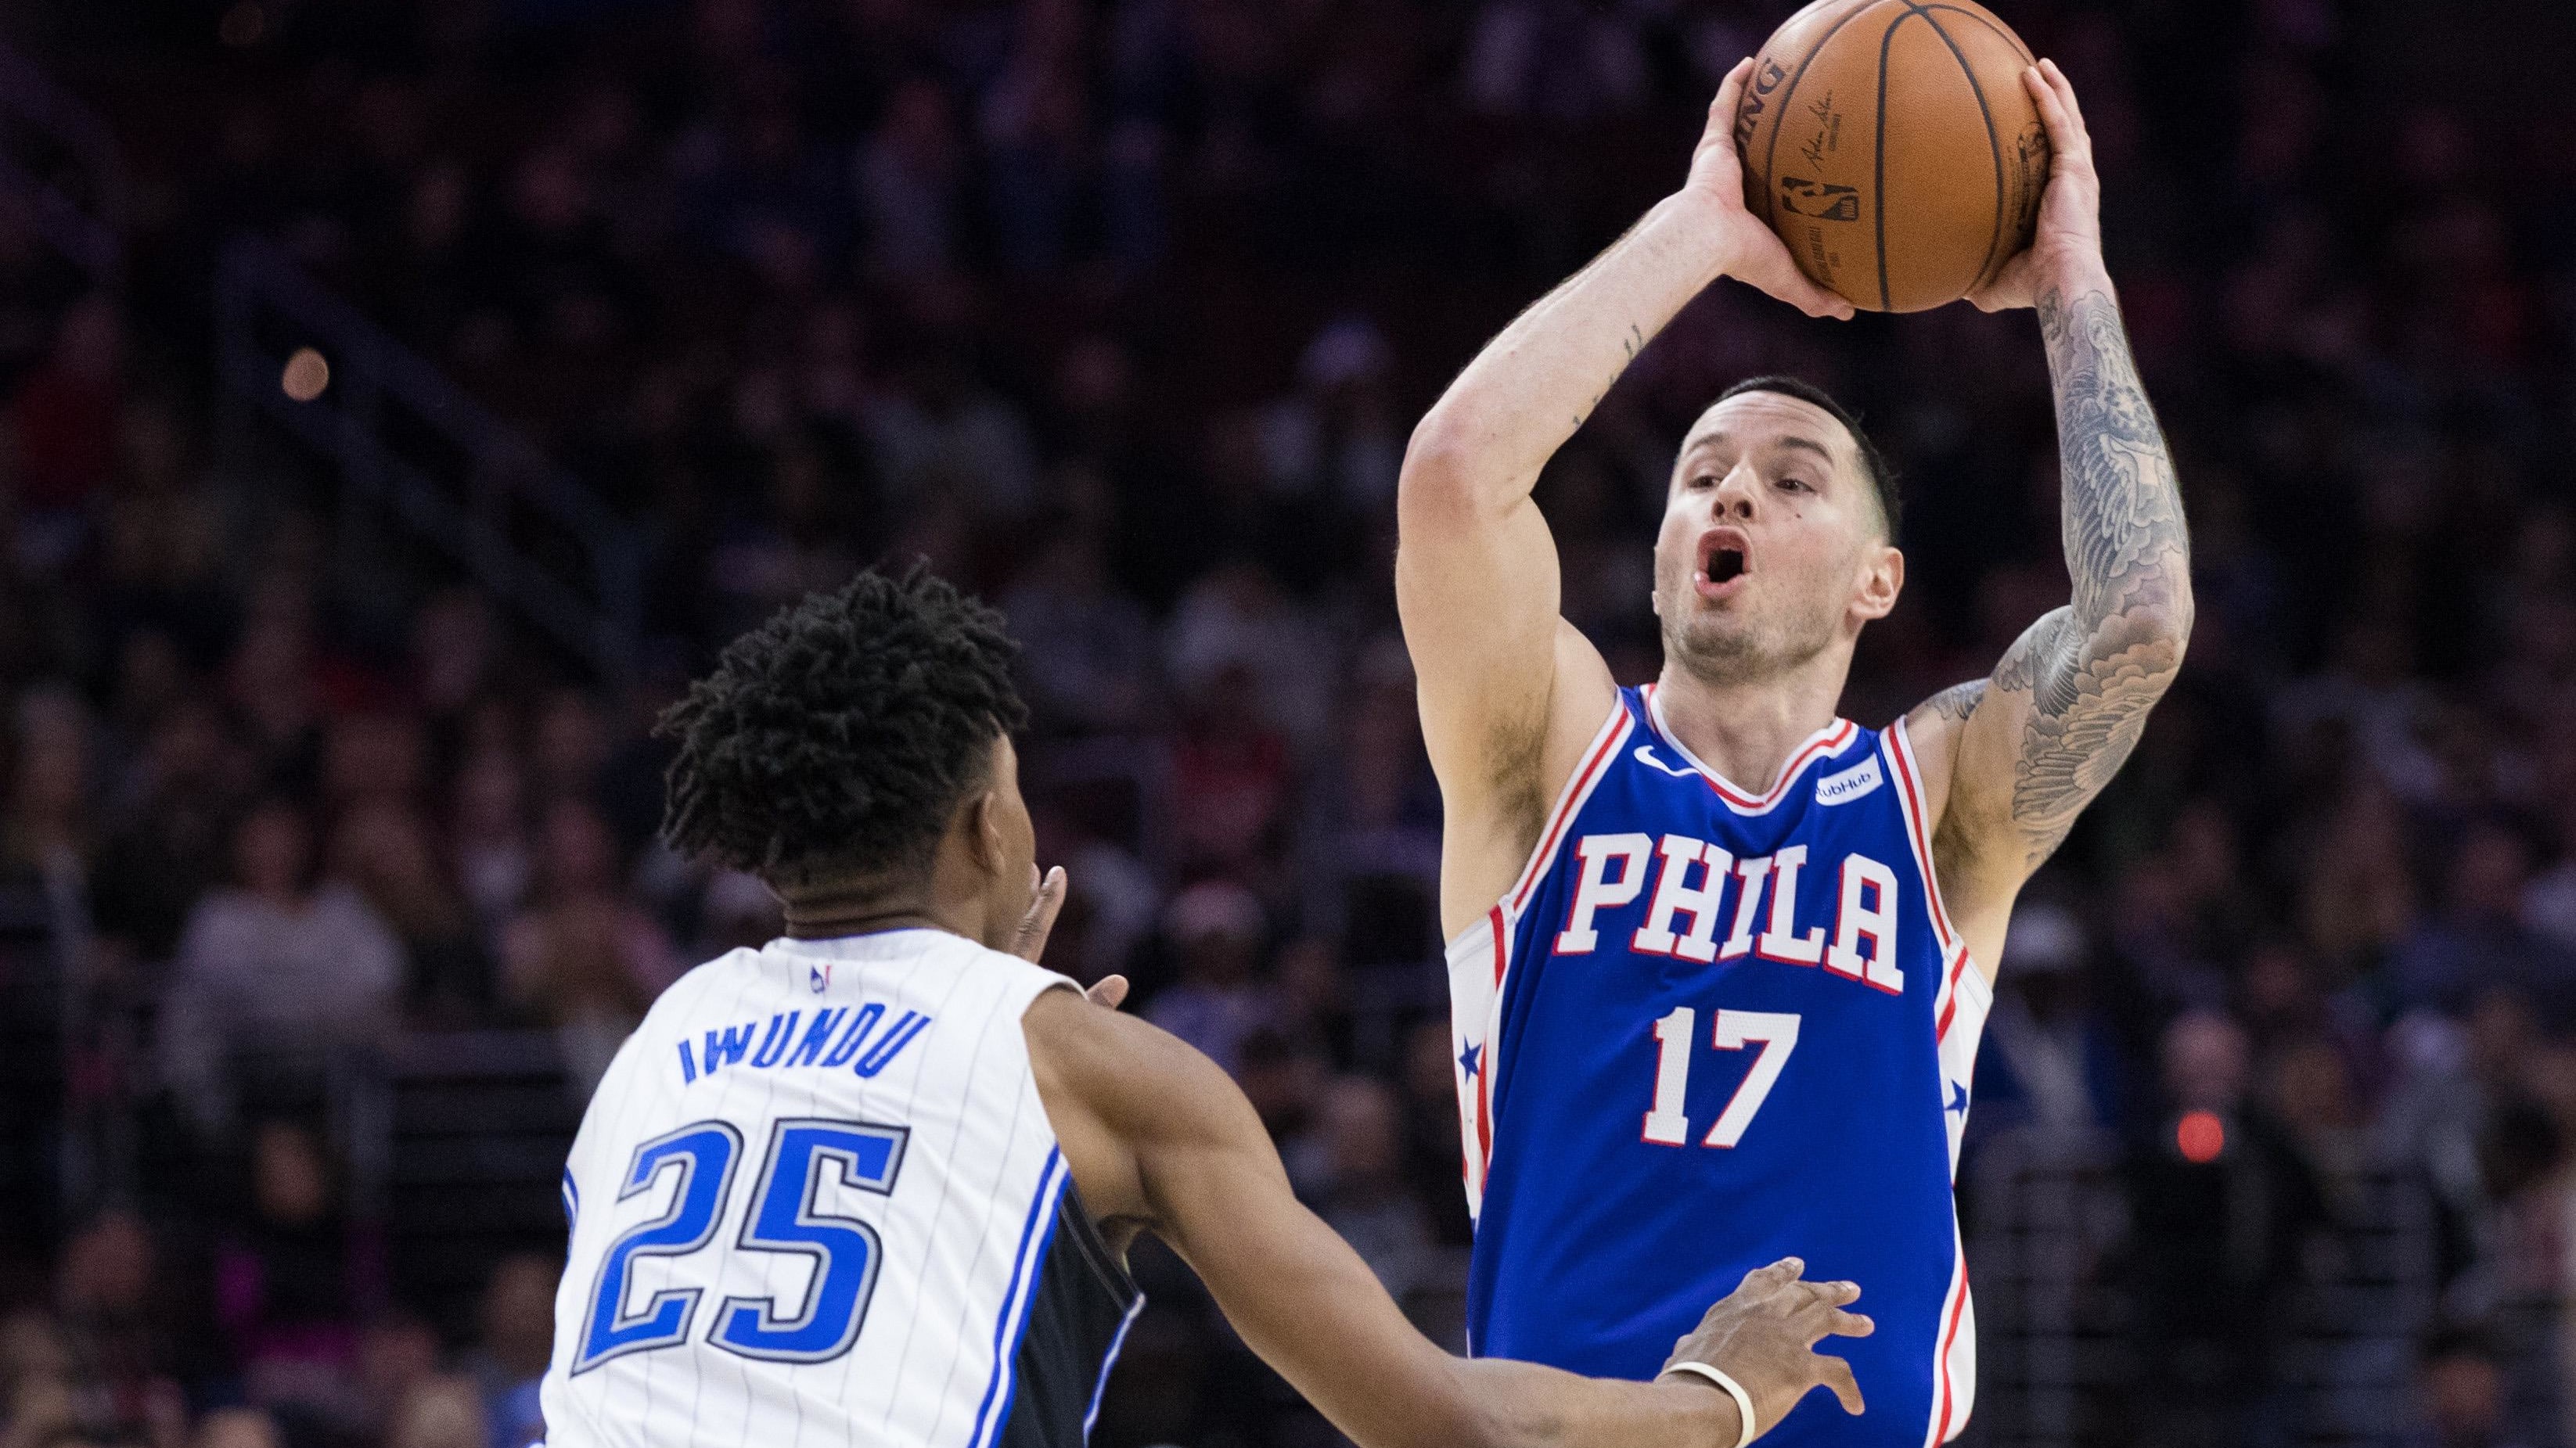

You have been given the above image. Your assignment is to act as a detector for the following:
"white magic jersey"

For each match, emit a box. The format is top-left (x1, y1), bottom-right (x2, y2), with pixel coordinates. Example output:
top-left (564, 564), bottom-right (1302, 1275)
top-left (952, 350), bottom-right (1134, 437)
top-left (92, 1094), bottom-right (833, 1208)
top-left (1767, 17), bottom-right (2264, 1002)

top-left (541, 928), bottom-right (1141, 1448)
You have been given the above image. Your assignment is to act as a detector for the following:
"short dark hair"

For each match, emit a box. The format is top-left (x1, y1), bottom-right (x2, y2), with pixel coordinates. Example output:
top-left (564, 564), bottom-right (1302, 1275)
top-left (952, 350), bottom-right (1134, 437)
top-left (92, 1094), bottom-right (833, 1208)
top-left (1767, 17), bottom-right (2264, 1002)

top-left (1713, 375), bottom-right (1901, 539)
top-left (656, 564), bottom-right (1029, 889)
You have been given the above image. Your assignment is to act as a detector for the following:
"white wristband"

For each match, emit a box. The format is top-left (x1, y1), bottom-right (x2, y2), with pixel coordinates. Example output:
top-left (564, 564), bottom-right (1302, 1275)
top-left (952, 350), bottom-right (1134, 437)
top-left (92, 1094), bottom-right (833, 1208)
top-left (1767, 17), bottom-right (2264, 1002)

top-left (1660, 1361), bottom-right (1757, 1448)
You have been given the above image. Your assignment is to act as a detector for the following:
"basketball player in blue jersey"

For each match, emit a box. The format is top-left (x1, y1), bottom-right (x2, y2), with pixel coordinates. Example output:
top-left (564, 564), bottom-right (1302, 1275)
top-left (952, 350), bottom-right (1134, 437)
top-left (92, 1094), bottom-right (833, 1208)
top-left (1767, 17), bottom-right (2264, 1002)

top-left (536, 566), bottom-right (1878, 1448)
top-left (1397, 58), bottom-right (2190, 1446)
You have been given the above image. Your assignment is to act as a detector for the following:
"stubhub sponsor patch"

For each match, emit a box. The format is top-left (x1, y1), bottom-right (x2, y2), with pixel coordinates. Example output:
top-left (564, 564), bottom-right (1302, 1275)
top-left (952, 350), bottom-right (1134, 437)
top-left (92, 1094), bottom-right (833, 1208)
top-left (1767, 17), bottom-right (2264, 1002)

top-left (1815, 755), bottom-right (1884, 806)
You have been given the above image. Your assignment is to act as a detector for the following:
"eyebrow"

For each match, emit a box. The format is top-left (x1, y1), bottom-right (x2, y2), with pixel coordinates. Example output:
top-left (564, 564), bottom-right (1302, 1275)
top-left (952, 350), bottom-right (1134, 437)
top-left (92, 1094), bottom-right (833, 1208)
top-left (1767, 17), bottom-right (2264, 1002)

top-left (1681, 431), bottom-right (1838, 465)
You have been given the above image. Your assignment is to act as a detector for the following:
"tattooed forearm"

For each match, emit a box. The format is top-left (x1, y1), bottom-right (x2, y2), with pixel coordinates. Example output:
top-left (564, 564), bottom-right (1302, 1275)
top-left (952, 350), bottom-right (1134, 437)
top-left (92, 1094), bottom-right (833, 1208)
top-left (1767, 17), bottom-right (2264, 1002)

top-left (2042, 287), bottom-right (2193, 631)
top-left (2003, 285), bottom-right (2193, 862)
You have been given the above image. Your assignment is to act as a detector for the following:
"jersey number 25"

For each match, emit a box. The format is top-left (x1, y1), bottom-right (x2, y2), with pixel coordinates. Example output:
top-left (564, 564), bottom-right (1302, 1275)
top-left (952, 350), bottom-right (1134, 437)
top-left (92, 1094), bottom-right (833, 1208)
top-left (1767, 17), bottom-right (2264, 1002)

top-left (571, 1117), bottom-right (910, 1373)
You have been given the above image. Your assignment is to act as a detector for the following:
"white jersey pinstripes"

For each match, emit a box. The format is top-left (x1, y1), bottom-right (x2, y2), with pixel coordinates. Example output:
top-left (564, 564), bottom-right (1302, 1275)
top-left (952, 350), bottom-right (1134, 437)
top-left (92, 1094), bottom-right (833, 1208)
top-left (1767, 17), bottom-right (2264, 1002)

top-left (540, 929), bottom-right (1106, 1448)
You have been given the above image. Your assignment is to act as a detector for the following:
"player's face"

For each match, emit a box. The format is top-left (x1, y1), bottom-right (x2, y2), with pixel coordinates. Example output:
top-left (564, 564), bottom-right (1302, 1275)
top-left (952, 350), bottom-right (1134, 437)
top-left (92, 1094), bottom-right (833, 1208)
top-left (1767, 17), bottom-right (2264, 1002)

top-left (1650, 392), bottom-right (1899, 684)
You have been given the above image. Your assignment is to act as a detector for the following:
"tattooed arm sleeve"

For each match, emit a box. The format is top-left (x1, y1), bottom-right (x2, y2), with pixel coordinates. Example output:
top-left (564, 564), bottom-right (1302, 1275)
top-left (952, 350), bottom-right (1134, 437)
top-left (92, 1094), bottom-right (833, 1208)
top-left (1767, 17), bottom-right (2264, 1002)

top-left (2016, 285), bottom-right (2193, 855)
top-left (1992, 283), bottom-right (2194, 865)
top-left (1915, 281), bottom-right (2193, 925)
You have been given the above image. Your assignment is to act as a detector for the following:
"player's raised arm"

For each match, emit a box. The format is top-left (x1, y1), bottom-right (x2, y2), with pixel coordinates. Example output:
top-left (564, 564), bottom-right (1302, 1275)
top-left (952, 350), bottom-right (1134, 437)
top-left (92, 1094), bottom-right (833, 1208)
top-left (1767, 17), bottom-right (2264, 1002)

top-left (1024, 989), bottom-right (1870, 1448)
top-left (1398, 60), bottom-right (1853, 933)
top-left (1909, 60), bottom-right (2195, 973)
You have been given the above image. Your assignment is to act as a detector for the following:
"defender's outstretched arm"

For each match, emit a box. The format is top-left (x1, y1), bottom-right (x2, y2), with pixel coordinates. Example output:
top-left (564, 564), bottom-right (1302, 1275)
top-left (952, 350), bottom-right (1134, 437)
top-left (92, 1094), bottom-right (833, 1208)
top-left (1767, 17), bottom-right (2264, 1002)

top-left (1024, 988), bottom-right (1873, 1448)
top-left (1400, 61), bottom-right (1851, 932)
top-left (1909, 62), bottom-right (2194, 973)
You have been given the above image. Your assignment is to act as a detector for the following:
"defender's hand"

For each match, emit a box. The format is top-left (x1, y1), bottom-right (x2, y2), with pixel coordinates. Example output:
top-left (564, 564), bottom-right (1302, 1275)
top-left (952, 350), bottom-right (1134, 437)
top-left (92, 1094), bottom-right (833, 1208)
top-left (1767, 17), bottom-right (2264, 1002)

top-left (1662, 1257), bottom-right (1873, 1433)
top-left (1010, 864), bottom-right (1128, 1006)
top-left (1009, 864), bottom-right (1068, 965)
top-left (1968, 59), bottom-right (2104, 311)
top-left (1683, 60), bottom-right (1855, 322)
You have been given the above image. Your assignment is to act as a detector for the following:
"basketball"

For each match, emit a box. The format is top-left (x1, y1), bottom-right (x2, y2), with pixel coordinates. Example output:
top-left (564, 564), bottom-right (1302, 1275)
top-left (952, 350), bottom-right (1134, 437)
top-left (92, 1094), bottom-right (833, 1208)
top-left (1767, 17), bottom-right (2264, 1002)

top-left (1732, 0), bottom-right (2050, 312)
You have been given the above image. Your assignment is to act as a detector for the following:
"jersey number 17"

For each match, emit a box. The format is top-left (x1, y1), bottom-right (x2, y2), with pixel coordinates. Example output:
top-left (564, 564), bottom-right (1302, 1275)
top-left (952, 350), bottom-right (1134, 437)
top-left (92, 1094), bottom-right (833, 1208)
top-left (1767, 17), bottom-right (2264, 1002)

top-left (1641, 1008), bottom-right (1799, 1148)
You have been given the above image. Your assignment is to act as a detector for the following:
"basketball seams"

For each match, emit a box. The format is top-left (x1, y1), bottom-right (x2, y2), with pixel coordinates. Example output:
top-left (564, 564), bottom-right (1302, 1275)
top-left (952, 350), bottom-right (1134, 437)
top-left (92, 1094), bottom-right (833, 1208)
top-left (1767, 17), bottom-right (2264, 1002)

top-left (1918, 4), bottom-right (2035, 66)
top-left (1923, 4), bottom-right (2046, 286)
top-left (1872, 9), bottom-right (1919, 311)
top-left (1902, 2), bottom-right (2011, 295)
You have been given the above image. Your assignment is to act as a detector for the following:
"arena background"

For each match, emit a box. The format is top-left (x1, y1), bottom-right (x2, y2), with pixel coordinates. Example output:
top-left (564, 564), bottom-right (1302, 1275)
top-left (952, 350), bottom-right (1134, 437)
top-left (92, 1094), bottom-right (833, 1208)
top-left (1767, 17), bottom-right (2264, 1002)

top-left (2, 0), bottom-right (2574, 1444)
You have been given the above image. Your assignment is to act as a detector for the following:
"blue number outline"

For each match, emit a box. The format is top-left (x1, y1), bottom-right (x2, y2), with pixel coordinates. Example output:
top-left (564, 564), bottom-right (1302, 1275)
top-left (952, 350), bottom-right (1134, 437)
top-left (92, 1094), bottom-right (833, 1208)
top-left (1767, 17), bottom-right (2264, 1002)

top-left (709, 1119), bottom-right (910, 1364)
top-left (572, 1120), bottom-right (743, 1374)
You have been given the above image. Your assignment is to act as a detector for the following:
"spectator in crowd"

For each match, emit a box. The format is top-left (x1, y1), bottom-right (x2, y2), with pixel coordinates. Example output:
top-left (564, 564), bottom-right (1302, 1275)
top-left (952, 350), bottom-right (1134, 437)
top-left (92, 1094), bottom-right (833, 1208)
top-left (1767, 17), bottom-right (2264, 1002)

top-left (1143, 880), bottom-right (1279, 1077)
top-left (380, 1377), bottom-right (485, 1448)
top-left (459, 1256), bottom-right (552, 1448)
top-left (1236, 1027), bottom-right (1333, 1201)
top-left (330, 801), bottom-right (492, 1028)
top-left (1164, 563), bottom-right (1336, 757)
top-left (2394, 825), bottom-right (2576, 1024)
top-left (5, 296), bottom-right (122, 573)
top-left (157, 803), bottom-right (404, 1140)
top-left (50, 1210), bottom-right (200, 1447)
top-left (1002, 534), bottom-right (1157, 735)
top-left (215, 1121), bottom-right (377, 1443)
top-left (447, 753), bottom-right (531, 944)
top-left (190, 1408), bottom-right (282, 1448)
top-left (499, 799), bottom-right (677, 1093)
top-left (2126, 1011), bottom-right (2331, 1448)
top-left (2413, 1331), bottom-right (2544, 1448)
top-left (1976, 900), bottom-right (2122, 1134)
top-left (352, 1313), bottom-right (440, 1448)
top-left (2, 688), bottom-right (92, 887)
top-left (90, 700), bottom-right (254, 968)
top-left (1310, 1076), bottom-right (1437, 1303)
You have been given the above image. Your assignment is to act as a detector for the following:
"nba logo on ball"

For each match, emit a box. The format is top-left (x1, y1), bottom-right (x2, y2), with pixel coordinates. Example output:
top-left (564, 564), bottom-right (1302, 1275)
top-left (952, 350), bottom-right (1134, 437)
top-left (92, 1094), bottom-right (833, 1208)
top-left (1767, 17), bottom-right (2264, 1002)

top-left (1735, 0), bottom-right (2049, 312)
top-left (1779, 178), bottom-right (1860, 221)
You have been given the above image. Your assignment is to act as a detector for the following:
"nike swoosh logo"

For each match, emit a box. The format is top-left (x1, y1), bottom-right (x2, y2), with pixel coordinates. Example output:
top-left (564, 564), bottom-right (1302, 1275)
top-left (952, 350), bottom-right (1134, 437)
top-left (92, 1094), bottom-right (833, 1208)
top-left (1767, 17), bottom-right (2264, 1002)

top-left (1634, 745), bottom-right (1698, 779)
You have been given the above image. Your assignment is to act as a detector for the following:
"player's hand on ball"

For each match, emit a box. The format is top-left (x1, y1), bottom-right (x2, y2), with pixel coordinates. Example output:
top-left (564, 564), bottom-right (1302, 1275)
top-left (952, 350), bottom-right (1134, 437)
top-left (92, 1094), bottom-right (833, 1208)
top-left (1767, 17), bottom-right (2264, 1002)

top-left (1686, 60), bottom-right (1855, 322)
top-left (1663, 1256), bottom-right (1873, 1432)
top-left (1967, 59), bottom-right (2104, 312)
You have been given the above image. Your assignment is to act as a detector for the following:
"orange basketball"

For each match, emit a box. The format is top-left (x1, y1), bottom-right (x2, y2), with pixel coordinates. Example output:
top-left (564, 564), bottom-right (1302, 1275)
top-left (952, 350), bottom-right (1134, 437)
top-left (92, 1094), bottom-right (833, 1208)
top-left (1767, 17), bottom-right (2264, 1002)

top-left (1732, 0), bottom-right (2050, 313)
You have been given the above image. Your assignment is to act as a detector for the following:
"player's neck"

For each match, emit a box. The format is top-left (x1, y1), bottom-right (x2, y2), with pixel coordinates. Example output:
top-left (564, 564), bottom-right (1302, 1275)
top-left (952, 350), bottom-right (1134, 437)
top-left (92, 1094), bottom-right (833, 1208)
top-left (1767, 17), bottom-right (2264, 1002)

top-left (1651, 655), bottom-right (1849, 796)
top-left (782, 904), bottom-right (948, 941)
top-left (779, 879), bottom-right (991, 947)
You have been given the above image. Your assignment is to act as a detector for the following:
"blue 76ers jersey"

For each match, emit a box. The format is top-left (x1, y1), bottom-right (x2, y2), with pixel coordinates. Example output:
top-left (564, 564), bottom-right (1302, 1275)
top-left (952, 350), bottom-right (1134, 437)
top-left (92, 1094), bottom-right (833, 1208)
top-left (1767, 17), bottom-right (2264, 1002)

top-left (1447, 684), bottom-right (1991, 1446)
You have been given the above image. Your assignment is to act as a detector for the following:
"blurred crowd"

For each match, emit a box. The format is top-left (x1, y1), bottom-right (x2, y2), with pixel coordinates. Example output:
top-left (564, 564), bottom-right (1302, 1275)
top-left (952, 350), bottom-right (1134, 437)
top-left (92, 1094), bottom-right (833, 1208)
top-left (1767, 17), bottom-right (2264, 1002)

top-left (2, 0), bottom-right (2574, 1445)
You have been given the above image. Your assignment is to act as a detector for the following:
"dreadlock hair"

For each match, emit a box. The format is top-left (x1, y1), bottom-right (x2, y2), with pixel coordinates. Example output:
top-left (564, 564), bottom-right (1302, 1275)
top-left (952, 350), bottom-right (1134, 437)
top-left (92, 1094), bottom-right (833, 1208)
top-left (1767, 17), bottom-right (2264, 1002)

top-left (1713, 375), bottom-right (1901, 540)
top-left (656, 564), bottom-right (1029, 890)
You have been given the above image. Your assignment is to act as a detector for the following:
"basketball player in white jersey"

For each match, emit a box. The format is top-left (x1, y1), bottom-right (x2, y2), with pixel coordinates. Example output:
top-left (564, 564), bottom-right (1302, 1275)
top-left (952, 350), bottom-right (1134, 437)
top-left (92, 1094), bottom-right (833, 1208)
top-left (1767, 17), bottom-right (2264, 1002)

top-left (536, 566), bottom-right (1876, 1448)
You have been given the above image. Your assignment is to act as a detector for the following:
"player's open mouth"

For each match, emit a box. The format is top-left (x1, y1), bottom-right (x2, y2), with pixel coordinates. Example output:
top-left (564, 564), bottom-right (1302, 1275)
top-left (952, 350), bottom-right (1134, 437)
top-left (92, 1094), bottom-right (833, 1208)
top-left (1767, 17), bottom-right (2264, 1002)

top-left (1694, 527), bottom-right (1752, 599)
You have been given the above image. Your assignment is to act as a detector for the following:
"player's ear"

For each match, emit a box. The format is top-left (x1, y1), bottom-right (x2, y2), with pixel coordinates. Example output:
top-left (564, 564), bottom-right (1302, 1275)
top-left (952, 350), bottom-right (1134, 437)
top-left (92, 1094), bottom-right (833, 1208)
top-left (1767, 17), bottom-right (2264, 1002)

top-left (1852, 543), bottom-right (1901, 622)
top-left (959, 785), bottom-right (1006, 876)
top-left (957, 731), bottom-right (1018, 879)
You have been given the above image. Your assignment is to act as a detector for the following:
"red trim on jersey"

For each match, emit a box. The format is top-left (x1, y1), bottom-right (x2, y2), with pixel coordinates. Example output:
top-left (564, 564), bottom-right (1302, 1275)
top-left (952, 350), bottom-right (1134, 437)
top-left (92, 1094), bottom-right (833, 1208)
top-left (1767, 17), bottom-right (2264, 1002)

top-left (1930, 1256), bottom-right (1972, 1443)
top-left (1476, 907), bottom-right (1504, 1173)
top-left (1506, 706), bottom-right (1634, 914)
top-left (1883, 719), bottom-right (1959, 951)
top-left (1935, 945), bottom-right (1975, 1044)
